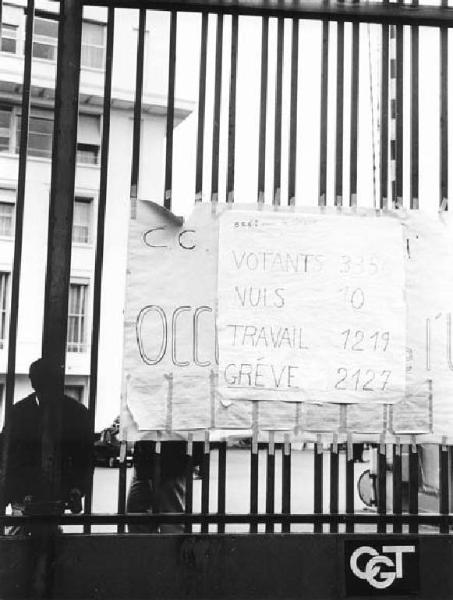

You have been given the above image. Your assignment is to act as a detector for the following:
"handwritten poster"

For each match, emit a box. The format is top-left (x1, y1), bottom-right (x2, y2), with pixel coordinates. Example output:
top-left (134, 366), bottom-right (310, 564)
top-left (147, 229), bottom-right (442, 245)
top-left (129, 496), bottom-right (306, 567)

top-left (121, 202), bottom-right (453, 443)
top-left (217, 211), bottom-right (406, 404)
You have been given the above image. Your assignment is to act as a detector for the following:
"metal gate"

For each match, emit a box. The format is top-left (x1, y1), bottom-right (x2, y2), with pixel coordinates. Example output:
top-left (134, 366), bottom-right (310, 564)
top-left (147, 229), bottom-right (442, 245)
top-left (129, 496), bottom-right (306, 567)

top-left (0, 0), bottom-right (452, 597)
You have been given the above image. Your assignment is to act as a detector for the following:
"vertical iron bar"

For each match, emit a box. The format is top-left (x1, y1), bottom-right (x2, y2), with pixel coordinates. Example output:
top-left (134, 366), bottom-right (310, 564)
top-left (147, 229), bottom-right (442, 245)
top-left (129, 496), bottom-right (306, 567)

top-left (211, 13), bottom-right (224, 203)
top-left (329, 439), bottom-right (339, 533)
top-left (410, 0), bottom-right (419, 209)
top-left (226, 14), bottom-right (238, 203)
top-left (288, 18), bottom-right (298, 206)
top-left (319, 20), bottom-right (329, 207)
top-left (265, 433), bottom-right (275, 533)
top-left (314, 437), bottom-right (323, 533)
top-left (195, 12), bottom-right (208, 202)
top-left (395, 21), bottom-right (403, 208)
top-left (408, 439), bottom-right (419, 534)
top-left (440, 11), bottom-right (448, 211)
top-left (257, 17), bottom-right (269, 204)
top-left (349, 20), bottom-right (359, 207)
top-left (185, 437), bottom-right (194, 534)
top-left (380, 17), bottom-right (389, 209)
top-left (335, 21), bottom-right (344, 207)
top-left (84, 5), bottom-right (114, 534)
top-left (117, 440), bottom-right (128, 534)
top-left (439, 441), bottom-right (449, 533)
top-left (217, 442), bottom-right (227, 533)
top-left (130, 9), bottom-right (146, 204)
top-left (164, 10), bottom-right (177, 210)
top-left (281, 435), bottom-right (291, 533)
top-left (393, 442), bottom-right (403, 533)
top-left (0, 0), bottom-right (34, 513)
top-left (377, 442), bottom-right (387, 533)
top-left (249, 434), bottom-right (259, 533)
top-left (273, 17), bottom-right (284, 206)
top-left (42, 0), bottom-right (83, 505)
top-left (345, 438), bottom-right (354, 533)
top-left (201, 434), bottom-right (210, 533)
top-left (151, 440), bottom-right (161, 534)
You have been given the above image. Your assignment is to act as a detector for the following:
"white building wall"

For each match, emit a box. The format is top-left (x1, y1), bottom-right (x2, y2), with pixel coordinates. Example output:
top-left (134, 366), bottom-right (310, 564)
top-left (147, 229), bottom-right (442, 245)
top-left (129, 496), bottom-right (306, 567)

top-left (0, 1), bottom-right (194, 429)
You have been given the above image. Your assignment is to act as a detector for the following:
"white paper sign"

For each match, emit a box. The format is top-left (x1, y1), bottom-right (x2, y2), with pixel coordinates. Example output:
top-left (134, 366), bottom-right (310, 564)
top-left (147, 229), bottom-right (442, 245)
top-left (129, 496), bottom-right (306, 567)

top-left (217, 211), bottom-right (406, 404)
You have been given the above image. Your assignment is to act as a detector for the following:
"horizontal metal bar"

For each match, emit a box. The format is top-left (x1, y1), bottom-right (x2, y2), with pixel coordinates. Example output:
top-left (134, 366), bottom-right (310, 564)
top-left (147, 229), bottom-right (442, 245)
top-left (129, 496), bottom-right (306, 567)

top-left (2, 513), bottom-right (452, 526)
top-left (81, 0), bottom-right (453, 28)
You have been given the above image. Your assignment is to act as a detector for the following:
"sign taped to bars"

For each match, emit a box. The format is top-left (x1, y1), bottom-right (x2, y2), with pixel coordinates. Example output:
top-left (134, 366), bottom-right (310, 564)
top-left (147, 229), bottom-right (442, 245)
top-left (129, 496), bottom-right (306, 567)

top-left (217, 210), bottom-right (406, 405)
top-left (121, 201), bottom-right (453, 442)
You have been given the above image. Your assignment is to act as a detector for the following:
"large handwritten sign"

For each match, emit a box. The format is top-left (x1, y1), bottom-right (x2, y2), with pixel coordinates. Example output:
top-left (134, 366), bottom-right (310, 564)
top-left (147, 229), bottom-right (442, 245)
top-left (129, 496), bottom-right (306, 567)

top-left (217, 211), bottom-right (406, 404)
top-left (121, 201), bottom-right (453, 443)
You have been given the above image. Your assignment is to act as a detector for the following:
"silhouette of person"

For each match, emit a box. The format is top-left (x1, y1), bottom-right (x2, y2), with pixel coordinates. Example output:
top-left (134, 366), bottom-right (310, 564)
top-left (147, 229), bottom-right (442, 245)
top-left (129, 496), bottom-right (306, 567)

top-left (3, 358), bottom-right (92, 534)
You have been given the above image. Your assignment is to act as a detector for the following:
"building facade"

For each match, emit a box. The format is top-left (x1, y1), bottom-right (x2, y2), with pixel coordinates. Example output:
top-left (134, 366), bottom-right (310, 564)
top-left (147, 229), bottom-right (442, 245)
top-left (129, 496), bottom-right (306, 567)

top-left (0, 0), bottom-right (193, 429)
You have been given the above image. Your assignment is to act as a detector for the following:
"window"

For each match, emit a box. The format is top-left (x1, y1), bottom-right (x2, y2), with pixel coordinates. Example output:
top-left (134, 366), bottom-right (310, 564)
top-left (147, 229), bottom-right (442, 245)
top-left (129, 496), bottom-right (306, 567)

top-left (81, 22), bottom-right (105, 69)
top-left (31, 18), bottom-right (105, 68)
top-left (77, 114), bottom-right (100, 165)
top-left (0, 272), bottom-right (10, 349)
top-left (67, 282), bottom-right (88, 353)
top-left (1, 23), bottom-right (18, 54)
top-left (73, 197), bottom-right (92, 244)
top-left (0, 193), bottom-right (15, 237)
top-left (16, 110), bottom-right (53, 158)
top-left (32, 17), bottom-right (58, 61)
top-left (0, 109), bottom-right (12, 153)
top-left (64, 384), bottom-right (85, 404)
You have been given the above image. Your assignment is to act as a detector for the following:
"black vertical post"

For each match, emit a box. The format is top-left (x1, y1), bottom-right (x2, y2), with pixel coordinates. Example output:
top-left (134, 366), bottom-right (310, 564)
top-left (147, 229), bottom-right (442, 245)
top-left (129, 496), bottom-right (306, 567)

top-left (288, 18), bottom-right (298, 206)
top-left (393, 441), bottom-right (403, 533)
top-left (314, 437), bottom-right (323, 533)
top-left (345, 437), bottom-right (354, 533)
top-left (250, 433), bottom-right (259, 533)
top-left (335, 20), bottom-right (344, 207)
top-left (265, 433), bottom-right (275, 533)
top-left (410, 0), bottom-right (419, 210)
top-left (395, 19), bottom-right (403, 208)
top-left (217, 442), bottom-right (227, 533)
top-left (408, 438), bottom-right (419, 534)
top-left (130, 9), bottom-right (146, 208)
top-left (377, 441), bottom-right (387, 533)
top-left (349, 20), bottom-right (359, 207)
top-left (195, 12), bottom-right (208, 202)
top-left (329, 437), bottom-right (339, 533)
top-left (281, 435), bottom-right (291, 533)
top-left (439, 5), bottom-right (448, 211)
top-left (257, 17), bottom-right (269, 204)
top-left (273, 17), bottom-right (284, 206)
top-left (439, 440), bottom-right (449, 533)
top-left (42, 0), bottom-right (83, 496)
top-left (201, 433), bottom-right (210, 533)
top-left (380, 14), bottom-right (389, 209)
top-left (319, 20), bottom-right (329, 207)
top-left (164, 10), bottom-right (177, 210)
top-left (185, 436), bottom-right (194, 534)
top-left (84, 5), bottom-right (114, 534)
top-left (211, 13), bottom-right (224, 203)
top-left (226, 14), bottom-right (238, 203)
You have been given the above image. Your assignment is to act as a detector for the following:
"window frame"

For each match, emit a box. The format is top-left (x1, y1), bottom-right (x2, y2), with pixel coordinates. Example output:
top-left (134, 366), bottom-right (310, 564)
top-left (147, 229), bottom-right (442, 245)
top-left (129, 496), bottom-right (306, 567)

top-left (0, 271), bottom-right (11, 350)
top-left (81, 20), bottom-right (106, 70)
top-left (32, 16), bottom-right (58, 62)
top-left (73, 196), bottom-right (94, 245)
top-left (0, 23), bottom-right (19, 54)
top-left (0, 190), bottom-right (16, 238)
top-left (67, 279), bottom-right (89, 353)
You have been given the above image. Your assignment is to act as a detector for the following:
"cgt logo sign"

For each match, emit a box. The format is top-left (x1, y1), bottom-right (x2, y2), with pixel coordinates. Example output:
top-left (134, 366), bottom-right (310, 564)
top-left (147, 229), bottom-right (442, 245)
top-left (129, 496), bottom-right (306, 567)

top-left (345, 540), bottom-right (419, 596)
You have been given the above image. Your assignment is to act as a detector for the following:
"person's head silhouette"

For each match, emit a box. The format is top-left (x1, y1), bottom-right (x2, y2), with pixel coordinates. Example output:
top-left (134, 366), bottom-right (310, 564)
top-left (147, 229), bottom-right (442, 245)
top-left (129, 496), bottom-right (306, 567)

top-left (29, 358), bottom-right (64, 398)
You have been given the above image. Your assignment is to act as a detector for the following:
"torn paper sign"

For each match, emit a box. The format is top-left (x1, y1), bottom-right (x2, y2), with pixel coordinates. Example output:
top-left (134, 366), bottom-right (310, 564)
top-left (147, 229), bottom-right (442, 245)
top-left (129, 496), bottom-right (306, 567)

top-left (405, 211), bottom-right (453, 441)
top-left (122, 201), bottom-right (221, 436)
top-left (217, 210), bottom-right (406, 404)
